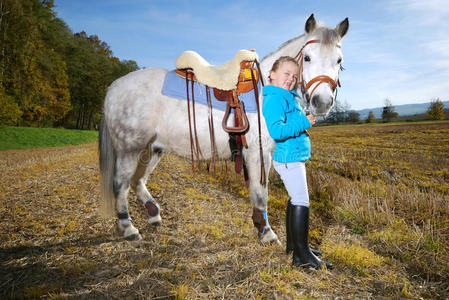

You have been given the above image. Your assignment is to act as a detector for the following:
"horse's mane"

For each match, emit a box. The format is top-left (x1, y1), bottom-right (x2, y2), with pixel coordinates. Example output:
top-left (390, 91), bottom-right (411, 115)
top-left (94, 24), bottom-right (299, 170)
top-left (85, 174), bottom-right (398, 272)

top-left (261, 23), bottom-right (340, 61)
top-left (261, 35), bottom-right (303, 61)
top-left (314, 25), bottom-right (341, 46)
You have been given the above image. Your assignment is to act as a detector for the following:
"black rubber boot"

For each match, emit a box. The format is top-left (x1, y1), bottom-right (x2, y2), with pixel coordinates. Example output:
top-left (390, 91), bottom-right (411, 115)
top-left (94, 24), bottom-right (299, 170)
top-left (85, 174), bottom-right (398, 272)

top-left (286, 199), bottom-right (293, 254)
top-left (290, 205), bottom-right (332, 270)
top-left (286, 199), bottom-right (322, 257)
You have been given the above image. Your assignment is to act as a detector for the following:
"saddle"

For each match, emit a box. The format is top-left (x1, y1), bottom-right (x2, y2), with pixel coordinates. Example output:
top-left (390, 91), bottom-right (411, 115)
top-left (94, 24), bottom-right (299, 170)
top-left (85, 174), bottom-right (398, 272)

top-left (174, 49), bottom-right (266, 186)
top-left (175, 49), bottom-right (259, 90)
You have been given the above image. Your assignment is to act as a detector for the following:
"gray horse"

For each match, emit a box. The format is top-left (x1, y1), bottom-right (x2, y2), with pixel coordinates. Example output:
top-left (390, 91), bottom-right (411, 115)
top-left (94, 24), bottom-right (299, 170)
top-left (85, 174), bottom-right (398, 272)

top-left (99, 14), bottom-right (349, 243)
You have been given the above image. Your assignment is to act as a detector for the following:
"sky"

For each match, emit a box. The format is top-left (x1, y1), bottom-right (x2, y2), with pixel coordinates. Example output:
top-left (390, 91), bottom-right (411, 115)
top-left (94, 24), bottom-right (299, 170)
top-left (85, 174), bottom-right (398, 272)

top-left (54, 0), bottom-right (449, 110)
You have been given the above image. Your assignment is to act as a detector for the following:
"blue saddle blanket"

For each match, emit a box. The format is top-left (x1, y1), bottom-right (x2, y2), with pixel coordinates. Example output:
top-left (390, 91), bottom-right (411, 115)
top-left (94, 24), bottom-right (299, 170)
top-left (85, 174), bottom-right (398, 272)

top-left (161, 70), bottom-right (259, 113)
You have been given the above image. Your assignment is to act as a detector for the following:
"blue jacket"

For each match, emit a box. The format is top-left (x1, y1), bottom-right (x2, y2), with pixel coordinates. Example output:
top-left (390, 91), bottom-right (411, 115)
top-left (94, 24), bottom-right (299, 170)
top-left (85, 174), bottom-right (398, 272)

top-left (262, 85), bottom-right (311, 162)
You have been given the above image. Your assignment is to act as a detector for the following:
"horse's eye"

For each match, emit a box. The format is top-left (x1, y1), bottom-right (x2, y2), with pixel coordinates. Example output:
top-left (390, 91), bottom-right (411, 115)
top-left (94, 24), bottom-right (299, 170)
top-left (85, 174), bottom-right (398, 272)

top-left (304, 56), bottom-right (311, 62)
top-left (337, 58), bottom-right (342, 64)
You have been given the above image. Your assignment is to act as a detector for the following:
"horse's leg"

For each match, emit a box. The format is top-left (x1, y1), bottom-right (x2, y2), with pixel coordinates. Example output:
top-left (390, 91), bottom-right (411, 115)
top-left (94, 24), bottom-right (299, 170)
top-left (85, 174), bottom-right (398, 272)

top-left (131, 143), bottom-right (163, 226)
top-left (245, 148), bottom-right (281, 245)
top-left (114, 151), bottom-right (142, 241)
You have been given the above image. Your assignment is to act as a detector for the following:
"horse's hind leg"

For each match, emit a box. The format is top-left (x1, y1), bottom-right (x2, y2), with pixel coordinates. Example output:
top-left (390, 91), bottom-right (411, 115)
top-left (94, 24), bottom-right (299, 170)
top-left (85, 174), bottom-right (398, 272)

top-left (114, 151), bottom-right (142, 241)
top-left (131, 143), bottom-right (164, 226)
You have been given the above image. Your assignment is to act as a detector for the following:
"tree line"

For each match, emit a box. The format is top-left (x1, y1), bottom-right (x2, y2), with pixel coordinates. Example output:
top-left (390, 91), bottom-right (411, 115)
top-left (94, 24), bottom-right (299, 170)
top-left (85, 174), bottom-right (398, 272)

top-left (0, 0), bottom-right (139, 129)
top-left (321, 98), bottom-right (446, 125)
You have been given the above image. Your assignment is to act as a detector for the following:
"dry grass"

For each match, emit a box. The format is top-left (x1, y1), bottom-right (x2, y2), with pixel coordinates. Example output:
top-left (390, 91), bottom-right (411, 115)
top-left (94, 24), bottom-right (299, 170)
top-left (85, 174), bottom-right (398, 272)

top-left (0, 121), bottom-right (448, 299)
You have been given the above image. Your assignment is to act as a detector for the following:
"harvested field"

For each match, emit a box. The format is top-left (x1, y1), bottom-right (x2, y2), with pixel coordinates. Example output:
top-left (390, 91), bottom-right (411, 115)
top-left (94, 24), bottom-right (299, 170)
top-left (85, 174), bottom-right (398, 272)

top-left (1, 121), bottom-right (448, 299)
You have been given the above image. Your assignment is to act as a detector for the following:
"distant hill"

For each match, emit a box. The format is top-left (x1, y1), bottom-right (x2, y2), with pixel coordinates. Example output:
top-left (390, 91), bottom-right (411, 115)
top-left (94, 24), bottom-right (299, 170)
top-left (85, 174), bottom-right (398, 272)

top-left (354, 100), bottom-right (449, 120)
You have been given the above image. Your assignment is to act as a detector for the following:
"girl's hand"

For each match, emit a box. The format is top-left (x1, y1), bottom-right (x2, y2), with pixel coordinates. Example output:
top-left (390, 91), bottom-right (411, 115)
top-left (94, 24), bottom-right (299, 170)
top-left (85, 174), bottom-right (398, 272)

top-left (306, 114), bottom-right (316, 126)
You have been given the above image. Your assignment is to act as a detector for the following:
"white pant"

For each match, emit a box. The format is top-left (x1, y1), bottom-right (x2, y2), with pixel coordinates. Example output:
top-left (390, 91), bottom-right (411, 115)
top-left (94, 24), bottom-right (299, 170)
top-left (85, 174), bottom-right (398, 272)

top-left (273, 161), bottom-right (310, 207)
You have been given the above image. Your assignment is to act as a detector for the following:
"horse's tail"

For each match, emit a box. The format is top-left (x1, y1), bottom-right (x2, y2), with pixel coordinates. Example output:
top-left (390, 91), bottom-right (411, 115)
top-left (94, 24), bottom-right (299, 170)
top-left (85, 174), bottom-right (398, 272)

top-left (98, 116), bottom-right (116, 218)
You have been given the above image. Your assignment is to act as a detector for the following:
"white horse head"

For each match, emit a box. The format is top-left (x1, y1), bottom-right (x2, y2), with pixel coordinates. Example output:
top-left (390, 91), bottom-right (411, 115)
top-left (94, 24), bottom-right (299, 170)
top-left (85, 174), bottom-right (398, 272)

top-left (260, 14), bottom-right (349, 116)
top-left (299, 14), bottom-right (349, 116)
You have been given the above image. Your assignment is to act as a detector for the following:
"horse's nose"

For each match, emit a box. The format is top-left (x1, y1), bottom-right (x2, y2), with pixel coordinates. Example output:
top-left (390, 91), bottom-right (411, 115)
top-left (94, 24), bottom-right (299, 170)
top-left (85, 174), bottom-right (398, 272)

top-left (311, 94), bottom-right (332, 115)
top-left (311, 94), bottom-right (323, 110)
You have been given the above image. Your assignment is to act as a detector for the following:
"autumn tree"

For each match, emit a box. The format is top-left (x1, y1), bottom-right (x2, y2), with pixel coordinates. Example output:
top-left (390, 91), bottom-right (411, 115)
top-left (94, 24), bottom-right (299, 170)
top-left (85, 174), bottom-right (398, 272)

top-left (426, 98), bottom-right (445, 120)
top-left (0, 0), bottom-right (71, 126)
top-left (0, 89), bottom-right (22, 126)
top-left (382, 98), bottom-right (398, 122)
top-left (366, 111), bottom-right (375, 123)
top-left (63, 32), bottom-right (138, 129)
top-left (0, 0), bottom-right (139, 128)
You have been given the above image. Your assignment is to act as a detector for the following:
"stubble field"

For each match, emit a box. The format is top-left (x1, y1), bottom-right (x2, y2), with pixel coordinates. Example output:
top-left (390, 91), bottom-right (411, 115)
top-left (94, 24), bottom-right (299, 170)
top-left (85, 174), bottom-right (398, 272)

top-left (1, 121), bottom-right (448, 299)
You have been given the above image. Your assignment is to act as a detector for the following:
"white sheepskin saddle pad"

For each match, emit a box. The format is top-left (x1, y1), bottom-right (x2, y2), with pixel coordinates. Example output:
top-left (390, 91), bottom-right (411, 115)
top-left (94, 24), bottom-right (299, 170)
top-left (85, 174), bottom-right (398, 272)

top-left (175, 49), bottom-right (259, 91)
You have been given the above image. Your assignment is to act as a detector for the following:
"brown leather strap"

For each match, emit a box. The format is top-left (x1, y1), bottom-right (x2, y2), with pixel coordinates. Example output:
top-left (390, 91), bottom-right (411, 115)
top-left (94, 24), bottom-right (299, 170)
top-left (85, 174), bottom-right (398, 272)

top-left (190, 73), bottom-right (202, 171)
top-left (184, 69), bottom-right (203, 172)
top-left (250, 66), bottom-right (266, 187)
top-left (185, 70), bottom-right (195, 172)
top-left (295, 39), bottom-right (340, 103)
top-left (306, 75), bottom-right (337, 99)
top-left (221, 91), bottom-right (249, 134)
top-left (206, 86), bottom-right (217, 179)
top-left (255, 60), bottom-right (265, 87)
top-left (294, 39), bottom-right (320, 61)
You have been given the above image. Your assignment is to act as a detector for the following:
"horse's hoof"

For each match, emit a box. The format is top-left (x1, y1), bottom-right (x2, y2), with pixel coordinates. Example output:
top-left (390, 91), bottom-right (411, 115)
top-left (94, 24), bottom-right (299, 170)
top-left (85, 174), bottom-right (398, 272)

top-left (123, 225), bottom-right (141, 241)
top-left (125, 233), bottom-right (142, 241)
top-left (148, 215), bottom-right (162, 226)
top-left (259, 228), bottom-right (281, 246)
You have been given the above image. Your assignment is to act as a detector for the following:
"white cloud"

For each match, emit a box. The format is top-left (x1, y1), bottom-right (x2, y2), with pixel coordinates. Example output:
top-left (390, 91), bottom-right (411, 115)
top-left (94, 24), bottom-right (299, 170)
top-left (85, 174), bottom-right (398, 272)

top-left (389, 0), bottom-right (449, 26)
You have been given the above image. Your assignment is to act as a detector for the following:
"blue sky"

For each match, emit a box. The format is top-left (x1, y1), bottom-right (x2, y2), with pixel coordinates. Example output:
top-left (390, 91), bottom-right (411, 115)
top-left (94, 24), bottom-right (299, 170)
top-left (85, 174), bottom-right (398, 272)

top-left (54, 0), bottom-right (449, 110)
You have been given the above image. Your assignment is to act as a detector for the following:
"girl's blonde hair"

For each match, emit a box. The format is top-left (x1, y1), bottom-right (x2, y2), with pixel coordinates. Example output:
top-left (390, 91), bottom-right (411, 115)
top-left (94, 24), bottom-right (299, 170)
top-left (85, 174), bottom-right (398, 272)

top-left (270, 56), bottom-right (299, 73)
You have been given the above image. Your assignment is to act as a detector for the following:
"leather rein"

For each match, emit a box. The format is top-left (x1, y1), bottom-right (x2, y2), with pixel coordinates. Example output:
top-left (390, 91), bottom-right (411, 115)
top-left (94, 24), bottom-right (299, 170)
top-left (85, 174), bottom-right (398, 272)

top-left (294, 39), bottom-right (341, 106)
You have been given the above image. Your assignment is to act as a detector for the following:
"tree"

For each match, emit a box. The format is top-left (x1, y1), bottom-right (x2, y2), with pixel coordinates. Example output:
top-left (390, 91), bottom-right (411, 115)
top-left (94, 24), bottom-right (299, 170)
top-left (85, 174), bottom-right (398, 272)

top-left (63, 32), bottom-right (139, 129)
top-left (366, 111), bottom-right (375, 123)
top-left (326, 98), bottom-right (350, 123)
top-left (0, 0), bottom-right (139, 128)
top-left (426, 98), bottom-right (445, 120)
top-left (0, 0), bottom-right (71, 126)
top-left (382, 98), bottom-right (398, 122)
top-left (347, 111), bottom-right (360, 123)
top-left (0, 88), bottom-right (22, 126)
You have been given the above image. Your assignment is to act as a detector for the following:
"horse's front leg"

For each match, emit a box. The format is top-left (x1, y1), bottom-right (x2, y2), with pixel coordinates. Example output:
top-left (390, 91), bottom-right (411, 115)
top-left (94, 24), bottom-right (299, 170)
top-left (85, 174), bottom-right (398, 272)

top-left (245, 148), bottom-right (281, 245)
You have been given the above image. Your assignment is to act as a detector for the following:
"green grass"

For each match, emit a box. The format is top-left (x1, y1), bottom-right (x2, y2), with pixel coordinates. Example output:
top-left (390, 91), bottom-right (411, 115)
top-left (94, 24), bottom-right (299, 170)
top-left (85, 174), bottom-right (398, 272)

top-left (0, 126), bottom-right (98, 150)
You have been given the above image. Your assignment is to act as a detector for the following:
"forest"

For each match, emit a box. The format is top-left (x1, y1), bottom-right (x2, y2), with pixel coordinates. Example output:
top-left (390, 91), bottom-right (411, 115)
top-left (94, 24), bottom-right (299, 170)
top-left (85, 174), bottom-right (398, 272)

top-left (0, 0), bottom-right (139, 129)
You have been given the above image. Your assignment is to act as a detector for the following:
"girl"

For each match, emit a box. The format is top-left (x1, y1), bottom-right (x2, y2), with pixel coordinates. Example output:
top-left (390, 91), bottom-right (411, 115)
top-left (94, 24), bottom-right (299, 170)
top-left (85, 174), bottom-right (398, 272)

top-left (262, 56), bottom-right (332, 269)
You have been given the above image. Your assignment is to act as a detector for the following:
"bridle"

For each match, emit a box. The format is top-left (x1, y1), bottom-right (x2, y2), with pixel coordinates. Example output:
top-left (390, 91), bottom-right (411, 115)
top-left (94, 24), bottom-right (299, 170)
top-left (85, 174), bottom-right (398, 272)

top-left (294, 39), bottom-right (341, 106)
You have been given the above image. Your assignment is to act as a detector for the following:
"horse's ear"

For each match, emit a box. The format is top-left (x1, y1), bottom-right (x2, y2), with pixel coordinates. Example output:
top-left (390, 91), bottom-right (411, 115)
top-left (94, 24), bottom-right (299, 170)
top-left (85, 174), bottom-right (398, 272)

top-left (305, 14), bottom-right (316, 34)
top-left (336, 18), bottom-right (349, 38)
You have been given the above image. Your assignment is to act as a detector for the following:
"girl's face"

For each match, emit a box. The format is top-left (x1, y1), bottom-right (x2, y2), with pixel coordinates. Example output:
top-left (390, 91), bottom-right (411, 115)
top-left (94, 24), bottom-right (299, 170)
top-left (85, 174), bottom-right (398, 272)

top-left (270, 61), bottom-right (299, 91)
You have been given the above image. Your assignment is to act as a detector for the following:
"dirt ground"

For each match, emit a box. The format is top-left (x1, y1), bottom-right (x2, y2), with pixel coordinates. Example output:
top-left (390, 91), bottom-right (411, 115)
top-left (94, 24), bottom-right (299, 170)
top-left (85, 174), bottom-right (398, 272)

top-left (0, 141), bottom-right (443, 299)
